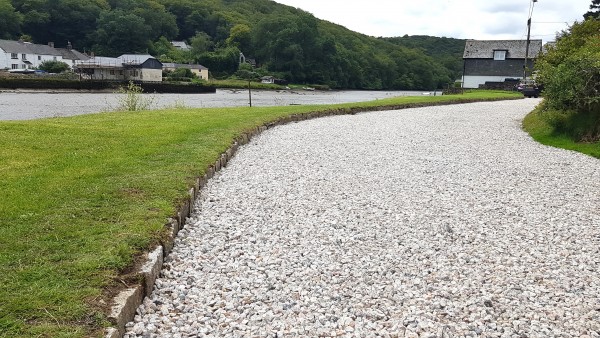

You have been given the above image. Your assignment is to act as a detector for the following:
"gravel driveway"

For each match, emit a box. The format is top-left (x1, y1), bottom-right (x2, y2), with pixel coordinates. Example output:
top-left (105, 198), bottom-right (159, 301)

top-left (125, 99), bottom-right (600, 338)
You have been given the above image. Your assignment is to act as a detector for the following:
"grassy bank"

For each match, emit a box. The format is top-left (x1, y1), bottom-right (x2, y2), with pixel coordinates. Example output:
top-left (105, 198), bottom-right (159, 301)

top-left (0, 91), bottom-right (520, 337)
top-left (522, 103), bottom-right (600, 159)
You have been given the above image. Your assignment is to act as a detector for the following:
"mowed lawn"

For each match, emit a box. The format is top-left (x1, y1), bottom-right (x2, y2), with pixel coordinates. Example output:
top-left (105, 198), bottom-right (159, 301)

top-left (0, 91), bottom-right (521, 337)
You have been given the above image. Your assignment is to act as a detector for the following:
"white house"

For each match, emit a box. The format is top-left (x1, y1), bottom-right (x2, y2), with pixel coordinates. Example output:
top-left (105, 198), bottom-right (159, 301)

top-left (75, 54), bottom-right (163, 82)
top-left (0, 39), bottom-right (88, 70)
top-left (462, 39), bottom-right (543, 89)
top-left (171, 41), bottom-right (191, 51)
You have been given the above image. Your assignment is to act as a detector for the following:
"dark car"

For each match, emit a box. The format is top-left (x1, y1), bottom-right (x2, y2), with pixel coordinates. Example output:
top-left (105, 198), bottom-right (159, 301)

top-left (517, 80), bottom-right (542, 98)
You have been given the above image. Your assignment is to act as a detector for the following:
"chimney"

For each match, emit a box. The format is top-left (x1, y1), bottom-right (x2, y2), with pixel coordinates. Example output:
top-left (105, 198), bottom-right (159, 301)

top-left (67, 41), bottom-right (72, 50)
top-left (48, 42), bottom-right (54, 48)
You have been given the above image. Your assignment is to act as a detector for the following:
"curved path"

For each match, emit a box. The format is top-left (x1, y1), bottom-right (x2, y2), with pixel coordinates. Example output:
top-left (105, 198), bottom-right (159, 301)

top-left (125, 100), bottom-right (600, 337)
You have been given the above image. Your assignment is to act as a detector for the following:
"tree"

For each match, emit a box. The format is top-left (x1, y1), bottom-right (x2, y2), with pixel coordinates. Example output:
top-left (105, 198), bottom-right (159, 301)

top-left (584, 0), bottom-right (600, 19)
top-left (197, 46), bottom-right (240, 77)
top-left (226, 24), bottom-right (251, 52)
top-left (536, 19), bottom-right (600, 133)
top-left (91, 10), bottom-right (152, 56)
top-left (14, 0), bottom-right (108, 48)
top-left (190, 32), bottom-right (213, 54)
top-left (132, 1), bottom-right (178, 41)
top-left (0, 0), bottom-right (23, 39)
top-left (38, 60), bottom-right (70, 73)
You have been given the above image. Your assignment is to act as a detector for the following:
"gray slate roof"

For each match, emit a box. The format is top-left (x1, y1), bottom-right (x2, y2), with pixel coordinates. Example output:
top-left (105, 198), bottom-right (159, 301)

top-left (57, 48), bottom-right (90, 61)
top-left (0, 39), bottom-right (63, 56)
top-left (463, 40), bottom-right (543, 59)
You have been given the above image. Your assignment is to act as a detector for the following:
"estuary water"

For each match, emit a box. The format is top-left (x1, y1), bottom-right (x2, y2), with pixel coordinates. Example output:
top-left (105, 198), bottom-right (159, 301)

top-left (0, 89), bottom-right (427, 120)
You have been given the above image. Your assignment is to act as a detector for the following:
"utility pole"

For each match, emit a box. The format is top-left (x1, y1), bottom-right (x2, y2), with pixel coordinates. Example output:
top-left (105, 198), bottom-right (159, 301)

top-left (248, 79), bottom-right (252, 107)
top-left (524, 18), bottom-right (532, 80)
top-left (524, 0), bottom-right (538, 80)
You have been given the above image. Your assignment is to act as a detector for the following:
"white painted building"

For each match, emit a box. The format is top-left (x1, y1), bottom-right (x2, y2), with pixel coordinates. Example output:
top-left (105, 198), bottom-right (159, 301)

top-left (0, 40), bottom-right (88, 71)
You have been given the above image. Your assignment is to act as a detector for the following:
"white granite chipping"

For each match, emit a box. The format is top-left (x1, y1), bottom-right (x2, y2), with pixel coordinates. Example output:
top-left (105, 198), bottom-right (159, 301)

top-left (125, 99), bottom-right (600, 338)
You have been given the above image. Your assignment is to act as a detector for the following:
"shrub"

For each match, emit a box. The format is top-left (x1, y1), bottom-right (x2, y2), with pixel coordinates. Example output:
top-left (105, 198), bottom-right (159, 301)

top-left (38, 60), bottom-right (70, 73)
top-left (536, 19), bottom-right (600, 113)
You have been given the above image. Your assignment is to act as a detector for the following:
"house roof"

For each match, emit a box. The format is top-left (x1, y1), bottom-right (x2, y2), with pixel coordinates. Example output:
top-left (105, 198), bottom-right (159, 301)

top-left (0, 39), bottom-right (63, 56)
top-left (75, 57), bottom-right (122, 68)
top-left (463, 40), bottom-right (543, 59)
top-left (163, 62), bottom-right (207, 70)
top-left (118, 54), bottom-right (156, 65)
top-left (57, 48), bottom-right (90, 61)
top-left (75, 55), bottom-right (162, 68)
top-left (171, 41), bottom-right (191, 50)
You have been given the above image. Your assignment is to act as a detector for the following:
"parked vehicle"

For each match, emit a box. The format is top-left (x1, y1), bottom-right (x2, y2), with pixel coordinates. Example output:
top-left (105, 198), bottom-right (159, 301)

top-left (8, 69), bottom-right (35, 74)
top-left (517, 79), bottom-right (542, 98)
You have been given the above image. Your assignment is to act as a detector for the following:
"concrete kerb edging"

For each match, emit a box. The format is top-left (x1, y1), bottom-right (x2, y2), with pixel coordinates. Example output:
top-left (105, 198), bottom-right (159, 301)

top-left (103, 96), bottom-right (521, 337)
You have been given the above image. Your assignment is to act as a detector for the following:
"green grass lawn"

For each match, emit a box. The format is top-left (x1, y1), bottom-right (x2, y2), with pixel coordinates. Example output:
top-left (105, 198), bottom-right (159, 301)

top-left (522, 105), bottom-right (600, 159)
top-left (0, 90), bottom-right (520, 337)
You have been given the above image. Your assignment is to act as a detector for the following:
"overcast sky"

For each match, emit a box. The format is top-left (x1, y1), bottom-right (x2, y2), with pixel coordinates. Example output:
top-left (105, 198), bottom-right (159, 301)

top-left (272, 0), bottom-right (590, 43)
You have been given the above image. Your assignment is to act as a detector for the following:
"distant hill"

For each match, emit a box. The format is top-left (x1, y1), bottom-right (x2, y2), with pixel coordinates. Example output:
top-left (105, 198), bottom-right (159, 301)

top-left (382, 35), bottom-right (466, 82)
top-left (2, 0), bottom-right (465, 90)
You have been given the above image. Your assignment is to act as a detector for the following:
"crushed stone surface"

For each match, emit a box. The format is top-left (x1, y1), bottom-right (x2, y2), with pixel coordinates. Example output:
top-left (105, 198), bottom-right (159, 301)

top-left (125, 99), bottom-right (600, 338)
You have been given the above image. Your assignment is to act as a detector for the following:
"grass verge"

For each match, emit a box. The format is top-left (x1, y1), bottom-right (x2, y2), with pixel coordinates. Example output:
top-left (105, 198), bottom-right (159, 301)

top-left (0, 90), bottom-right (520, 337)
top-left (522, 102), bottom-right (600, 159)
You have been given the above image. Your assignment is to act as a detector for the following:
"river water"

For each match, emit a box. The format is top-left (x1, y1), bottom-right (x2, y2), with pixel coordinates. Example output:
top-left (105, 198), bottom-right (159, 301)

top-left (0, 89), bottom-right (427, 120)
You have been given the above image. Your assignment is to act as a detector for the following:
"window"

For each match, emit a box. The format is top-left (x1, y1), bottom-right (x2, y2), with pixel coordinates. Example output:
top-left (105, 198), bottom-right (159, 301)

top-left (21, 54), bottom-right (26, 60)
top-left (11, 64), bottom-right (18, 69)
top-left (110, 70), bottom-right (115, 75)
top-left (38, 56), bottom-right (41, 60)
top-left (11, 53), bottom-right (17, 59)
top-left (21, 64), bottom-right (26, 69)
top-left (119, 70), bottom-right (123, 75)
top-left (494, 50), bottom-right (506, 61)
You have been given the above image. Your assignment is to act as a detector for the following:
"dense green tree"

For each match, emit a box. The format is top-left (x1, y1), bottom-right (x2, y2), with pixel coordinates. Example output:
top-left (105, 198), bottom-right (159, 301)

top-left (226, 23), bottom-right (251, 52)
top-left (108, 0), bottom-right (178, 40)
top-left (91, 9), bottom-right (152, 56)
top-left (197, 46), bottom-right (240, 76)
top-left (12, 0), bottom-right (108, 48)
top-left (0, 0), bottom-right (22, 39)
top-left (190, 31), bottom-right (213, 54)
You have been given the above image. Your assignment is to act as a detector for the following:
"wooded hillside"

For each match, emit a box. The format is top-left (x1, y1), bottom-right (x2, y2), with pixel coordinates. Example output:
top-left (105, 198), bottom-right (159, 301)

top-left (0, 0), bottom-right (465, 90)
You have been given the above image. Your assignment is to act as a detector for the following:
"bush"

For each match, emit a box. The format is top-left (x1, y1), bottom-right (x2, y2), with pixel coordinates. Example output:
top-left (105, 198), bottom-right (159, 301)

top-left (38, 60), bottom-right (70, 73)
top-left (536, 19), bottom-right (600, 114)
top-left (168, 67), bottom-right (197, 79)
top-left (535, 18), bottom-right (600, 141)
